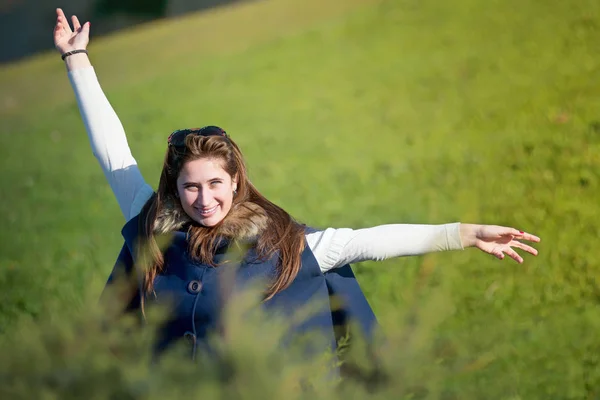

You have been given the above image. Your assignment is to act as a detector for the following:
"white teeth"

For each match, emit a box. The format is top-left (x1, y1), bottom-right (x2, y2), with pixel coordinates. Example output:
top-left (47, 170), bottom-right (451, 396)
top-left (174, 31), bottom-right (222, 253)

top-left (198, 205), bottom-right (218, 215)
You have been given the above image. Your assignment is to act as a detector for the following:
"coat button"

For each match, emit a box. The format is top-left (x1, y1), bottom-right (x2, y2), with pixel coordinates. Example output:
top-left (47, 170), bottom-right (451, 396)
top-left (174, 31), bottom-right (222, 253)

top-left (187, 280), bottom-right (202, 294)
top-left (183, 331), bottom-right (196, 345)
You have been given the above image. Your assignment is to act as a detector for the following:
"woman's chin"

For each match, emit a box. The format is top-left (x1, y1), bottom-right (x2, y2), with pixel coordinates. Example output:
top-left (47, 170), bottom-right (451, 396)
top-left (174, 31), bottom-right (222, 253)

top-left (193, 210), bottom-right (225, 227)
top-left (198, 219), bottom-right (219, 227)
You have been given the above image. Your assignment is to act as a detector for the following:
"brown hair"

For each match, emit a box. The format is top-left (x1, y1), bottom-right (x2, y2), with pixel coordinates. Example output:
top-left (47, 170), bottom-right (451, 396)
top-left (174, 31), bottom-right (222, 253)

top-left (136, 134), bottom-right (306, 305)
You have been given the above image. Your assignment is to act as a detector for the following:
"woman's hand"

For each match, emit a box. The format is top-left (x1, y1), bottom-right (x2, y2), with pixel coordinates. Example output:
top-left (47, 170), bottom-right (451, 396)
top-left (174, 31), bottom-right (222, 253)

top-left (459, 223), bottom-right (540, 263)
top-left (53, 8), bottom-right (90, 55)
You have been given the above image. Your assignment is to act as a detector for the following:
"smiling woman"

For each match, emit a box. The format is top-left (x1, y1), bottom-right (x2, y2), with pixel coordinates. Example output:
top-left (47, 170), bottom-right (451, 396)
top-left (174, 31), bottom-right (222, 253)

top-left (54, 7), bottom-right (541, 363)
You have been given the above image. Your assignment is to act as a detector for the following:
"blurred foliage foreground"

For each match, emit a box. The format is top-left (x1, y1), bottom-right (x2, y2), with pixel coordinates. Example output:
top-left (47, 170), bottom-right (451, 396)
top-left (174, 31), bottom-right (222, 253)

top-left (2, 250), bottom-right (598, 399)
top-left (0, 255), bottom-right (479, 400)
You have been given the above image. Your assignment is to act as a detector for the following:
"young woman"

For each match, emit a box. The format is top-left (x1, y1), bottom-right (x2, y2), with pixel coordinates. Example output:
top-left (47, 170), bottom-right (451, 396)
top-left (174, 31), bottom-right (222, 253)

top-left (54, 9), bottom-right (540, 359)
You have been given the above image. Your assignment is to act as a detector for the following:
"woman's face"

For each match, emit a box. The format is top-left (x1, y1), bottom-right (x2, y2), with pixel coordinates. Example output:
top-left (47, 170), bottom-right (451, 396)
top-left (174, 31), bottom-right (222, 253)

top-left (176, 157), bottom-right (237, 227)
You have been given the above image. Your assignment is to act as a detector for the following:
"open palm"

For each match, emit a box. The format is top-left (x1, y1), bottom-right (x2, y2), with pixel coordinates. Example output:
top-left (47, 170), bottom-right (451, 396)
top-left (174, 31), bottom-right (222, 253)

top-left (473, 225), bottom-right (540, 263)
top-left (53, 8), bottom-right (89, 54)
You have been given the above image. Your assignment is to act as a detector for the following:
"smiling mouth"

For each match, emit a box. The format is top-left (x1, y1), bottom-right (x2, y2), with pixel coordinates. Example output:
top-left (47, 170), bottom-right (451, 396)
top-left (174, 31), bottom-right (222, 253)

top-left (196, 205), bottom-right (219, 217)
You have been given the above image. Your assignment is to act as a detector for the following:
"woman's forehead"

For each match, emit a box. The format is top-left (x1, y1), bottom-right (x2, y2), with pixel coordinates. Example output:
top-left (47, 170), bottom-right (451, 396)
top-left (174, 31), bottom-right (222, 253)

top-left (178, 158), bottom-right (230, 181)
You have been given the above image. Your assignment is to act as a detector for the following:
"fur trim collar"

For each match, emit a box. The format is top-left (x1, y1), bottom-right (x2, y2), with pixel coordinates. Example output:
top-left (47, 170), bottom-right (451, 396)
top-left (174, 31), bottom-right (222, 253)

top-left (153, 195), bottom-right (268, 243)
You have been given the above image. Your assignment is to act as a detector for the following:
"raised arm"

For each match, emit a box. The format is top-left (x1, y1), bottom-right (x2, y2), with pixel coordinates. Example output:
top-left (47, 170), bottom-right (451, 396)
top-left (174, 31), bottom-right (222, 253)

top-left (307, 223), bottom-right (540, 272)
top-left (54, 8), bottom-right (153, 220)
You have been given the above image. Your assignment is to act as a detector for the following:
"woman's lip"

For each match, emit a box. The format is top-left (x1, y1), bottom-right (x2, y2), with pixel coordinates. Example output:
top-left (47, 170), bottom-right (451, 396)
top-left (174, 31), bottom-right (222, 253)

top-left (197, 205), bottom-right (218, 216)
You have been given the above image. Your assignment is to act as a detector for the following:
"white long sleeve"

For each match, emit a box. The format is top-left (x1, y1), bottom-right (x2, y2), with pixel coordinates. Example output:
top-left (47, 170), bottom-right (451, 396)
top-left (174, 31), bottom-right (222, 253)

top-left (68, 67), bottom-right (153, 220)
top-left (306, 223), bottom-right (464, 273)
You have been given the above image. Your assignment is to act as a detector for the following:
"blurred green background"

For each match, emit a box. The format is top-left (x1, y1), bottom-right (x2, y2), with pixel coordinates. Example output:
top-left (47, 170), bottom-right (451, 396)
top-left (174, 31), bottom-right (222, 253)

top-left (1, 0), bottom-right (599, 398)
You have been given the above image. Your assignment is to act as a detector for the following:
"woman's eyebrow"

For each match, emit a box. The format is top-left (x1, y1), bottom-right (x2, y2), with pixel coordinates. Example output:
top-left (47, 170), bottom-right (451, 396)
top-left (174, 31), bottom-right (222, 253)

top-left (182, 177), bottom-right (223, 185)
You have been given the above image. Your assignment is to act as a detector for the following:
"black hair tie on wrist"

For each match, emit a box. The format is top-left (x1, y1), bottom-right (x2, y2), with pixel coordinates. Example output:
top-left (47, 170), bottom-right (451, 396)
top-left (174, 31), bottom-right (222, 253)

top-left (61, 49), bottom-right (88, 61)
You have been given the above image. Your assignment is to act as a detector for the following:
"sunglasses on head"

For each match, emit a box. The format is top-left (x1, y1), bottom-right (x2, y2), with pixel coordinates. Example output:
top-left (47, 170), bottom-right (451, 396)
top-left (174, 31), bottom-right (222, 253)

top-left (167, 125), bottom-right (228, 148)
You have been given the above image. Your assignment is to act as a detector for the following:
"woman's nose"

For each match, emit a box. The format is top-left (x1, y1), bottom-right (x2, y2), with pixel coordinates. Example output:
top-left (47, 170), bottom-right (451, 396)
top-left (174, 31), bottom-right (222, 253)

top-left (196, 187), bottom-right (213, 206)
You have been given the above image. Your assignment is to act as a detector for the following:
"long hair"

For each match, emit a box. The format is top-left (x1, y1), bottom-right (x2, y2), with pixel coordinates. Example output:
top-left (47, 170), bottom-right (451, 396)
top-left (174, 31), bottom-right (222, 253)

top-left (137, 134), bottom-right (306, 305)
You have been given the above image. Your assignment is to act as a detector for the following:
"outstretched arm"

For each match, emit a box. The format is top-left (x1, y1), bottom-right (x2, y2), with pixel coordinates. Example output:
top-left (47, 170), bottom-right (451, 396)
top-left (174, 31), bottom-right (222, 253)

top-left (306, 223), bottom-right (540, 272)
top-left (54, 8), bottom-right (153, 220)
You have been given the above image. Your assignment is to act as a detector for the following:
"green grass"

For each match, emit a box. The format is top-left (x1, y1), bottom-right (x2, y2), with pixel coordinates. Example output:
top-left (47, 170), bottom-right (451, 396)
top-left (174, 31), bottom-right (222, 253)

top-left (1, 0), bottom-right (600, 397)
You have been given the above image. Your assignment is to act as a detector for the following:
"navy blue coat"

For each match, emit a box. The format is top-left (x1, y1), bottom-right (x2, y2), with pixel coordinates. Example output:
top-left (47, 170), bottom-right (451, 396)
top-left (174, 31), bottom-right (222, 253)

top-left (103, 215), bottom-right (378, 360)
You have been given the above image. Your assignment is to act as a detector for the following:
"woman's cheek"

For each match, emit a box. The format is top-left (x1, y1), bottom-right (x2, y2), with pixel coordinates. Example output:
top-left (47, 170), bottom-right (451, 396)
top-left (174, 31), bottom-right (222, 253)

top-left (182, 190), bottom-right (198, 206)
top-left (220, 187), bottom-right (234, 203)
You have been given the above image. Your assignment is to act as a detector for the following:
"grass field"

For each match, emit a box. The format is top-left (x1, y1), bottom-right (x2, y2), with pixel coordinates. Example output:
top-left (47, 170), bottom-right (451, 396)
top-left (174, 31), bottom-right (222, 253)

top-left (1, 0), bottom-right (600, 398)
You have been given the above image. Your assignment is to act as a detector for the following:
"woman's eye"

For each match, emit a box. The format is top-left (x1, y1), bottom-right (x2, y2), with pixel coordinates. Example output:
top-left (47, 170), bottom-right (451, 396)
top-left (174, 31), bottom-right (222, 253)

top-left (210, 181), bottom-right (222, 187)
top-left (185, 186), bottom-right (199, 191)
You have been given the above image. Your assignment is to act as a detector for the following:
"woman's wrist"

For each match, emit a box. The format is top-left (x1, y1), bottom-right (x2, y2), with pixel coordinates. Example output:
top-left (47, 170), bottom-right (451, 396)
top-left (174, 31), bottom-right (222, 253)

top-left (459, 223), bottom-right (480, 248)
top-left (63, 51), bottom-right (91, 70)
top-left (61, 49), bottom-right (87, 60)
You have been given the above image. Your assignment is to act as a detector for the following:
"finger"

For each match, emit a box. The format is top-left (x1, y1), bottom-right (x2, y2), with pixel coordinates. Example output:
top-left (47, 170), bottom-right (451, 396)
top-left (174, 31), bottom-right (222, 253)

top-left (55, 17), bottom-right (66, 34)
top-left (488, 245), bottom-right (505, 260)
top-left (72, 15), bottom-right (81, 31)
top-left (499, 227), bottom-right (524, 237)
top-left (81, 21), bottom-right (91, 36)
top-left (53, 22), bottom-right (63, 39)
top-left (509, 240), bottom-right (538, 256)
top-left (502, 228), bottom-right (541, 243)
top-left (56, 8), bottom-right (72, 33)
top-left (519, 231), bottom-right (541, 243)
top-left (54, 21), bottom-right (69, 40)
top-left (511, 231), bottom-right (541, 243)
top-left (503, 247), bottom-right (523, 264)
top-left (478, 242), bottom-right (504, 260)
